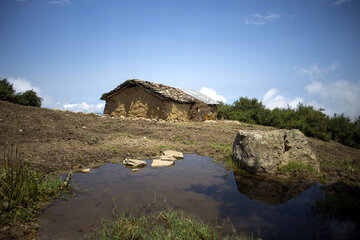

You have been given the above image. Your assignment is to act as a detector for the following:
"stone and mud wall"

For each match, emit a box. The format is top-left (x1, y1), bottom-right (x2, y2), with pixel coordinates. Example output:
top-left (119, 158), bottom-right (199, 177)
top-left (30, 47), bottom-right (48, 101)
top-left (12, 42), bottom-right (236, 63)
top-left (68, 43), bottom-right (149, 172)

top-left (103, 87), bottom-right (192, 120)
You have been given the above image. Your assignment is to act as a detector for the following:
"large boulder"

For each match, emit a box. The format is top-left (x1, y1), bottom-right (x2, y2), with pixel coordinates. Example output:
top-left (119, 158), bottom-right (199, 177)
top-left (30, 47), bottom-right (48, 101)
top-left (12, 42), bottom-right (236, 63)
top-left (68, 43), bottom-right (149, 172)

top-left (232, 129), bottom-right (319, 175)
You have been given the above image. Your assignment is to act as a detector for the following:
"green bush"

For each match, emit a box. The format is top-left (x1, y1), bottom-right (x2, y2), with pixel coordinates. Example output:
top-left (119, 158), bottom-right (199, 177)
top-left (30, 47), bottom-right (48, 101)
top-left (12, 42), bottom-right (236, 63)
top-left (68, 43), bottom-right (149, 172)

top-left (0, 78), bottom-right (16, 102)
top-left (0, 77), bottom-right (42, 107)
top-left (218, 97), bottom-right (360, 149)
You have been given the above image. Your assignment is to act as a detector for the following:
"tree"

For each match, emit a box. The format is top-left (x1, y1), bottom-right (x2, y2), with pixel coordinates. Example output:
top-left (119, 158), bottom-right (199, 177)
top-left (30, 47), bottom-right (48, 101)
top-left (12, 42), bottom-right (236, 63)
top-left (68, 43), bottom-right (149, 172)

top-left (0, 78), bottom-right (16, 102)
top-left (16, 90), bottom-right (42, 107)
top-left (0, 76), bottom-right (42, 107)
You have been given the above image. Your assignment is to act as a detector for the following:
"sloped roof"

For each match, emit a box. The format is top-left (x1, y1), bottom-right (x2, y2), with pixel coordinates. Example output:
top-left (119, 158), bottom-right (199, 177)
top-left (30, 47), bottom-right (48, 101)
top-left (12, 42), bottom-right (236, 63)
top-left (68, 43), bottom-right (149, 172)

top-left (181, 89), bottom-right (218, 105)
top-left (100, 79), bottom-right (197, 103)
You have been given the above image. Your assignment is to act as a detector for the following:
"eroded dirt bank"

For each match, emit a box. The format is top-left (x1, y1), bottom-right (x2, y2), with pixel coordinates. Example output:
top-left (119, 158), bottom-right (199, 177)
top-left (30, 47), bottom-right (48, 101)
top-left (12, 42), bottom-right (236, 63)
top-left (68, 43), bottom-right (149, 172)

top-left (1, 100), bottom-right (359, 183)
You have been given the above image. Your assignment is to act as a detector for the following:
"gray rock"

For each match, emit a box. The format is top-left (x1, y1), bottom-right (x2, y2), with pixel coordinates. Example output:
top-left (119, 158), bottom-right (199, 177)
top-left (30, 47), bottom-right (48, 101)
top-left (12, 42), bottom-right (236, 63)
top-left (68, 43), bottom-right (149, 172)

top-left (232, 129), bottom-right (319, 175)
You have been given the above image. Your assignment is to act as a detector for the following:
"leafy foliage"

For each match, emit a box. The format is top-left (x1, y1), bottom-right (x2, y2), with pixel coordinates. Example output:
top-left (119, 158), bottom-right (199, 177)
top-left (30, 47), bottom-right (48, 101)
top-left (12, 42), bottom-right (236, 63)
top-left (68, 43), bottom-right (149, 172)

top-left (0, 77), bottom-right (42, 107)
top-left (218, 97), bottom-right (360, 149)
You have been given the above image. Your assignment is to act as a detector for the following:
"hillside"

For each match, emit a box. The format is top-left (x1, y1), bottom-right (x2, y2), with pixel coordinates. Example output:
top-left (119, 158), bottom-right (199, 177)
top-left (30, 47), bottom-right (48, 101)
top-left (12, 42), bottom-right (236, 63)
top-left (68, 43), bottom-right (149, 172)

top-left (1, 100), bottom-right (359, 184)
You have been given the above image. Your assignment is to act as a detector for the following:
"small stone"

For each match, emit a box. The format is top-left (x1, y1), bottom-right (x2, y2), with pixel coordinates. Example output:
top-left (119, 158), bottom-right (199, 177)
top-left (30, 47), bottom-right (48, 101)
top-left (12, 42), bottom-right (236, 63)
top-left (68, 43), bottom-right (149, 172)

top-left (131, 168), bottom-right (139, 172)
top-left (18, 129), bottom-right (23, 133)
top-left (81, 168), bottom-right (91, 173)
top-left (82, 126), bottom-right (87, 129)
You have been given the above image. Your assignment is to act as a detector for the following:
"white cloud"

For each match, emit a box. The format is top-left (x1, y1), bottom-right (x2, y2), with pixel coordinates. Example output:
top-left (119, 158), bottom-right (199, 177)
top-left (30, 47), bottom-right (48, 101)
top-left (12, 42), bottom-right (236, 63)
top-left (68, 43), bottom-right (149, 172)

top-left (199, 87), bottom-right (227, 103)
top-left (6, 77), bottom-right (104, 113)
top-left (244, 12), bottom-right (281, 25)
top-left (8, 77), bottom-right (55, 108)
top-left (63, 102), bottom-right (105, 113)
top-left (305, 80), bottom-right (360, 119)
top-left (262, 88), bottom-right (303, 109)
top-left (8, 77), bottom-right (41, 94)
top-left (298, 63), bottom-right (339, 80)
top-left (333, 0), bottom-right (351, 5)
top-left (49, 0), bottom-right (70, 4)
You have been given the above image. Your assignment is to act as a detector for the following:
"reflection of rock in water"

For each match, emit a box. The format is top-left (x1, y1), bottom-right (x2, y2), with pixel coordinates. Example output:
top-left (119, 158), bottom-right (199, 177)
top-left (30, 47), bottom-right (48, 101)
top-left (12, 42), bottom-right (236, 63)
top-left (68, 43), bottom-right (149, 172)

top-left (233, 171), bottom-right (310, 205)
top-left (312, 182), bottom-right (360, 223)
top-left (311, 182), bottom-right (360, 240)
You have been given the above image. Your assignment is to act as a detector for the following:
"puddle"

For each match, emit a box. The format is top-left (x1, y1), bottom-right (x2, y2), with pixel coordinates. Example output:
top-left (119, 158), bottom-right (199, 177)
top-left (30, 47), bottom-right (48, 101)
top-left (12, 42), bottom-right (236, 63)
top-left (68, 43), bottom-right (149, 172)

top-left (39, 154), bottom-right (359, 240)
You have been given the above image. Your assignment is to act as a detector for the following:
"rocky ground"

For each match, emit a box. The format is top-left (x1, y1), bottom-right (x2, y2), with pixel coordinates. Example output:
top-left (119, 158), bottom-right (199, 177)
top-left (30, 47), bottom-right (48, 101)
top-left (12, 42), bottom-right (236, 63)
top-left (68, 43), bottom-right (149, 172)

top-left (1, 100), bottom-right (359, 183)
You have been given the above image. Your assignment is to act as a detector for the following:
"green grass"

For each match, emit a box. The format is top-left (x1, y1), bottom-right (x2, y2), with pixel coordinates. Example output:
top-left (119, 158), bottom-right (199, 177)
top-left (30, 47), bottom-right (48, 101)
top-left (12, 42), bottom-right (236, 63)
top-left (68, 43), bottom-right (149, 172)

top-left (87, 135), bottom-right (99, 144)
top-left (208, 142), bottom-right (233, 151)
top-left (151, 144), bottom-right (176, 151)
top-left (320, 157), bottom-right (360, 175)
top-left (90, 208), bottom-right (254, 240)
top-left (171, 135), bottom-right (196, 145)
top-left (278, 161), bottom-right (317, 173)
top-left (0, 144), bottom-right (68, 226)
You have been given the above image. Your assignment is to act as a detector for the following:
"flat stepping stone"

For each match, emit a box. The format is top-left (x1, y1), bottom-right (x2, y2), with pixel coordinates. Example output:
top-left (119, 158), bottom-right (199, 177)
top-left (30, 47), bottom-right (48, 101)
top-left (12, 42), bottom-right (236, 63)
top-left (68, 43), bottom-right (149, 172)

top-left (123, 159), bottom-right (147, 167)
top-left (151, 159), bottom-right (174, 167)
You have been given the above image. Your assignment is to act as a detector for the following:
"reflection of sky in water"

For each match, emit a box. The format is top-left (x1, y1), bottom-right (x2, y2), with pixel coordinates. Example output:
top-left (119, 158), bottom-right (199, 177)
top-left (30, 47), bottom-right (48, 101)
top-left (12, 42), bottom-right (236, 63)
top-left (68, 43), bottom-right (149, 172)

top-left (39, 154), bottom-right (359, 240)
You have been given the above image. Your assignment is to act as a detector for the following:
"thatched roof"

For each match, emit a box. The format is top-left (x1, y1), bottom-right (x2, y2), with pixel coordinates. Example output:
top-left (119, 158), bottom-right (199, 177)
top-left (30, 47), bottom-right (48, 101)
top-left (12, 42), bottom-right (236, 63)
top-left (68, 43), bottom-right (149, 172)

top-left (101, 79), bottom-right (197, 103)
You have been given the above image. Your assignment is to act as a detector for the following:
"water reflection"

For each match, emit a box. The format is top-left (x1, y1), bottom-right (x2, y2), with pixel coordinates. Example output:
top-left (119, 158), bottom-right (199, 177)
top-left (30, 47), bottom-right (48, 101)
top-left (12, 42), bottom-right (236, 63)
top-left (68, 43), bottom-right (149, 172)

top-left (233, 172), bottom-right (311, 205)
top-left (310, 182), bottom-right (360, 239)
top-left (38, 155), bottom-right (359, 240)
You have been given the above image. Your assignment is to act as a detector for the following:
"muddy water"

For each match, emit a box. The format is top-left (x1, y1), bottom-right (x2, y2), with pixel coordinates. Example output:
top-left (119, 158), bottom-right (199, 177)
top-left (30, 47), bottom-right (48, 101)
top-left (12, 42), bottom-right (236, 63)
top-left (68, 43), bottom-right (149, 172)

top-left (39, 154), bottom-right (359, 240)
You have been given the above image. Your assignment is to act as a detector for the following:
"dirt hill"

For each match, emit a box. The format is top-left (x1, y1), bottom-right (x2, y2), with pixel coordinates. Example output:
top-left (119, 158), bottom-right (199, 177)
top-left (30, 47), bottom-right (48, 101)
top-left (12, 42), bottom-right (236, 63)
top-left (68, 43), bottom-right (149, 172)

top-left (1, 100), bottom-right (359, 184)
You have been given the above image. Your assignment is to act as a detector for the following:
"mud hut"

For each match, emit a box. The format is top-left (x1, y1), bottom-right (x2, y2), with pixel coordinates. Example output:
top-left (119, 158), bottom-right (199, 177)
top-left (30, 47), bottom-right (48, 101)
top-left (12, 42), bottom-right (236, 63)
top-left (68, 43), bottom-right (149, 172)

top-left (100, 79), bottom-right (218, 121)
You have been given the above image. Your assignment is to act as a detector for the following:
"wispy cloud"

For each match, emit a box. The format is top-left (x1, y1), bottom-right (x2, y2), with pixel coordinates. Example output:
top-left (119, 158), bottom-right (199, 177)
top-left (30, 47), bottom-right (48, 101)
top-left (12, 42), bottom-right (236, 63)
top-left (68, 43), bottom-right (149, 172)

top-left (8, 77), bottom-right (41, 94)
top-left (262, 88), bottom-right (303, 109)
top-left (305, 79), bottom-right (360, 119)
top-left (333, 0), bottom-right (352, 5)
top-left (7, 77), bottom-right (56, 108)
top-left (49, 0), bottom-right (70, 4)
top-left (200, 87), bottom-right (227, 103)
top-left (63, 102), bottom-right (105, 113)
top-left (294, 62), bottom-right (360, 119)
top-left (297, 62), bottom-right (339, 80)
top-left (244, 12), bottom-right (281, 25)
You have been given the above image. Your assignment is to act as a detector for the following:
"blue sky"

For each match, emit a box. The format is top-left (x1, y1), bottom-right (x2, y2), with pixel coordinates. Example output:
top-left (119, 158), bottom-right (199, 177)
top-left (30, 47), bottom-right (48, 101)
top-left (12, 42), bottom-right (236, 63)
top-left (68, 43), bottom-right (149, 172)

top-left (1, 0), bottom-right (359, 119)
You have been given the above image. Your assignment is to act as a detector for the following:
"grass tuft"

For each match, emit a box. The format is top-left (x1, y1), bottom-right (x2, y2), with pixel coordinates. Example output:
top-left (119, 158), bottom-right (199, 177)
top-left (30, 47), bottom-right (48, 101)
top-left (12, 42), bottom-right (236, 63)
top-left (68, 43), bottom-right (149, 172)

top-left (278, 161), bottom-right (316, 173)
top-left (89, 208), bottom-right (254, 240)
top-left (0, 144), bottom-right (67, 226)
